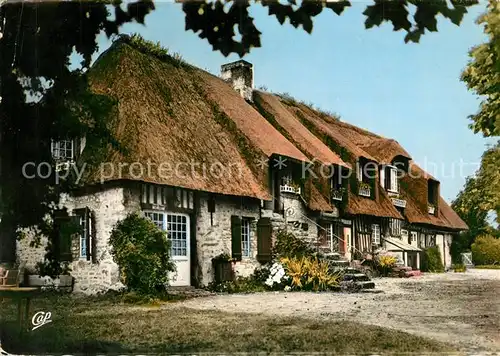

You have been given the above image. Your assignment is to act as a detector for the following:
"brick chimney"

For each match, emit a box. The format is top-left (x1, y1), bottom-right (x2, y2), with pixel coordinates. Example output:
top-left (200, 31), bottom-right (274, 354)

top-left (220, 60), bottom-right (254, 102)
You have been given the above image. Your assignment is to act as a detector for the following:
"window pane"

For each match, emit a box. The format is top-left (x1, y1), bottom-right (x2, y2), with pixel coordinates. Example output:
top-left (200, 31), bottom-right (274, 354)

top-left (241, 219), bottom-right (251, 257)
top-left (167, 214), bottom-right (188, 257)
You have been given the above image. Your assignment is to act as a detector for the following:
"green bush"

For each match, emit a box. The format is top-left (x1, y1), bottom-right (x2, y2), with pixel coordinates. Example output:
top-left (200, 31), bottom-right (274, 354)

top-left (207, 275), bottom-right (267, 293)
top-left (272, 230), bottom-right (314, 259)
top-left (109, 213), bottom-right (175, 295)
top-left (421, 247), bottom-right (444, 273)
top-left (471, 235), bottom-right (500, 265)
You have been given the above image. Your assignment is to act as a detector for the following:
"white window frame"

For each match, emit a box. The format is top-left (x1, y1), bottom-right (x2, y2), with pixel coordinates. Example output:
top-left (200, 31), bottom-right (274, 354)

top-left (326, 223), bottom-right (336, 252)
top-left (144, 211), bottom-right (189, 258)
top-left (371, 224), bottom-right (381, 245)
top-left (388, 166), bottom-right (399, 193)
top-left (410, 231), bottom-right (418, 243)
top-left (357, 162), bottom-right (363, 182)
top-left (401, 229), bottom-right (409, 241)
top-left (51, 139), bottom-right (75, 161)
top-left (241, 218), bottom-right (251, 257)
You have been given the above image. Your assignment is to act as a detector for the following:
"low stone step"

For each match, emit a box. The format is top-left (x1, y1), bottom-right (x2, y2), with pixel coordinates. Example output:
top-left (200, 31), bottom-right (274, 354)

top-left (343, 273), bottom-right (370, 282)
top-left (393, 266), bottom-right (412, 272)
top-left (358, 280), bottom-right (375, 289)
top-left (404, 270), bottom-right (422, 278)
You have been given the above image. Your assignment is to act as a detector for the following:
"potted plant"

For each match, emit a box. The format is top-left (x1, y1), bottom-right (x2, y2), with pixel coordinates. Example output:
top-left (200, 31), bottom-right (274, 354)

top-left (212, 253), bottom-right (235, 283)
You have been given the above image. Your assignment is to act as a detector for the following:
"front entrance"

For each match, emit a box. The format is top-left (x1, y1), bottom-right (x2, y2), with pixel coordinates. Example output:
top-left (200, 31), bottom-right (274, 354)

top-left (144, 211), bottom-right (191, 286)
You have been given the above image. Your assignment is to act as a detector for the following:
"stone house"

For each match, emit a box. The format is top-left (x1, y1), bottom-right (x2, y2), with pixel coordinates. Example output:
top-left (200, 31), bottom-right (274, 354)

top-left (15, 36), bottom-right (467, 293)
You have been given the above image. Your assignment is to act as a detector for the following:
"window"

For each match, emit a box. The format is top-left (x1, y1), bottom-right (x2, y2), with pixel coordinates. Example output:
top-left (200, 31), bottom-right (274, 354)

top-left (384, 166), bottom-right (399, 193)
top-left (51, 139), bottom-right (74, 161)
top-left (241, 218), bottom-right (251, 257)
top-left (371, 224), bottom-right (380, 245)
top-left (410, 231), bottom-right (418, 244)
top-left (401, 229), bottom-right (408, 242)
top-left (144, 212), bottom-right (188, 257)
top-left (389, 168), bottom-right (398, 192)
top-left (79, 214), bottom-right (87, 259)
top-left (72, 208), bottom-right (92, 261)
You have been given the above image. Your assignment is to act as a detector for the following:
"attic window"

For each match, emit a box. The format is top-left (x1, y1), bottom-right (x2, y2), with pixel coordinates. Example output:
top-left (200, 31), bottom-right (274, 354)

top-left (330, 165), bottom-right (346, 201)
top-left (428, 180), bottom-right (439, 214)
top-left (384, 166), bottom-right (399, 193)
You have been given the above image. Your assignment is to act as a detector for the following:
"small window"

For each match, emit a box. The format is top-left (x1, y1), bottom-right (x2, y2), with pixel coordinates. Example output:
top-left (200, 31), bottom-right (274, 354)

top-left (411, 231), bottom-right (418, 244)
top-left (401, 229), bottom-right (408, 242)
top-left (241, 218), bottom-right (251, 257)
top-left (79, 214), bottom-right (87, 259)
top-left (51, 139), bottom-right (74, 161)
top-left (389, 168), bottom-right (398, 192)
top-left (73, 208), bottom-right (91, 261)
top-left (371, 224), bottom-right (380, 245)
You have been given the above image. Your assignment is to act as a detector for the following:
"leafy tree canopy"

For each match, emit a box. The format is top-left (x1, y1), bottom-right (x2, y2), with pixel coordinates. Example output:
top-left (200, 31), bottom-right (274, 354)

top-left (461, 0), bottom-right (500, 137)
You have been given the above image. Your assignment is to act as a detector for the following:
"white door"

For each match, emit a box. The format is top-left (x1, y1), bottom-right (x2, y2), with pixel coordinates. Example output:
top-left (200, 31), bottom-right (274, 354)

top-left (144, 211), bottom-right (191, 287)
top-left (166, 213), bottom-right (190, 286)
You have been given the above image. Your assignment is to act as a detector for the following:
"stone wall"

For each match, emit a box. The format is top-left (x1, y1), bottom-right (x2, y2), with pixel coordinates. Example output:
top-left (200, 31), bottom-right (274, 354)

top-left (16, 186), bottom-right (138, 294)
top-left (196, 193), bottom-right (261, 286)
top-left (17, 184), bottom-right (321, 291)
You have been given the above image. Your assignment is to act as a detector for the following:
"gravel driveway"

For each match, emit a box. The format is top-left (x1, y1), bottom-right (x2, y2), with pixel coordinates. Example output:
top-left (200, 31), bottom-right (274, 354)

top-left (167, 269), bottom-right (500, 352)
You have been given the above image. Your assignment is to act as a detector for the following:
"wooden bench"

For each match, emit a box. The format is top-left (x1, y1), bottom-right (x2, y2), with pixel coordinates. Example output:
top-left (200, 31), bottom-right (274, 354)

top-left (0, 269), bottom-right (21, 288)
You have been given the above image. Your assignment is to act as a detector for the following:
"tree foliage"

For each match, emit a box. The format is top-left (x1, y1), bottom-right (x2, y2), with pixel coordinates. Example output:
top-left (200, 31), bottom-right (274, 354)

top-left (109, 213), bottom-right (175, 295)
top-left (452, 142), bottom-right (500, 258)
top-left (461, 0), bottom-right (500, 137)
top-left (0, 0), bottom-right (480, 265)
top-left (471, 234), bottom-right (500, 265)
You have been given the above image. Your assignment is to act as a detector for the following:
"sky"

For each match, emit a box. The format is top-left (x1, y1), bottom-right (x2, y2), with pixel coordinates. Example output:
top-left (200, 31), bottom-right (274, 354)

top-left (89, 1), bottom-right (495, 203)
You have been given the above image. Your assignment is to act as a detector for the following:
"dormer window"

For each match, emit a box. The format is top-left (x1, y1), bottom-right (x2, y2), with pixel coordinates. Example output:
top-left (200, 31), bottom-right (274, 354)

top-left (330, 165), bottom-right (346, 201)
top-left (428, 180), bottom-right (439, 215)
top-left (51, 139), bottom-right (75, 161)
top-left (357, 158), bottom-right (376, 198)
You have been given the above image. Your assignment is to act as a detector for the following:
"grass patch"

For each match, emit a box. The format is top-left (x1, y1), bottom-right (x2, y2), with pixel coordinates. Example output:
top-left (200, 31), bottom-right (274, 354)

top-left (0, 292), bottom-right (454, 354)
top-left (474, 265), bottom-right (500, 269)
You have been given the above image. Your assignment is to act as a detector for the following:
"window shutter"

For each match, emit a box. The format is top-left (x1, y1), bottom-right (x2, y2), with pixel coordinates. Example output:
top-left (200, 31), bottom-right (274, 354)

top-left (385, 166), bottom-right (391, 190)
top-left (84, 207), bottom-right (91, 261)
top-left (231, 215), bottom-right (242, 261)
top-left (257, 217), bottom-right (272, 263)
top-left (90, 210), bottom-right (97, 263)
top-left (57, 215), bottom-right (73, 262)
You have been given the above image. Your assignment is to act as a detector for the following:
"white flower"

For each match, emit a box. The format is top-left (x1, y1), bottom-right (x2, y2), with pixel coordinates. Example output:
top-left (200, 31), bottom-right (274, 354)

top-left (284, 286), bottom-right (291, 292)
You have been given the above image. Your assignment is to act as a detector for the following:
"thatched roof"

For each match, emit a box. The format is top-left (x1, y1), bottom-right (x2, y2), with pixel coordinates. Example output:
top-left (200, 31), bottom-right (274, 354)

top-left (84, 39), bottom-right (275, 200)
top-left (266, 94), bottom-right (465, 230)
top-left (401, 164), bottom-right (467, 231)
top-left (82, 37), bottom-right (466, 231)
top-left (253, 91), bottom-right (350, 168)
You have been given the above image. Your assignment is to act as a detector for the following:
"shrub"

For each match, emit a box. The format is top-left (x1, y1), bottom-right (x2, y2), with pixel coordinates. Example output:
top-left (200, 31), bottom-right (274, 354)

top-left (281, 256), bottom-right (342, 291)
top-left (375, 254), bottom-right (398, 276)
top-left (272, 230), bottom-right (315, 259)
top-left (109, 213), bottom-right (175, 295)
top-left (421, 247), bottom-right (444, 273)
top-left (471, 235), bottom-right (500, 265)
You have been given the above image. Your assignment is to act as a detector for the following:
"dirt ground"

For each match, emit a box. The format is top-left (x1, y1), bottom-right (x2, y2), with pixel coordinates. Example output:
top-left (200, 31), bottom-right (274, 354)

top-left (166, 269), bottom-right (500, 352)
